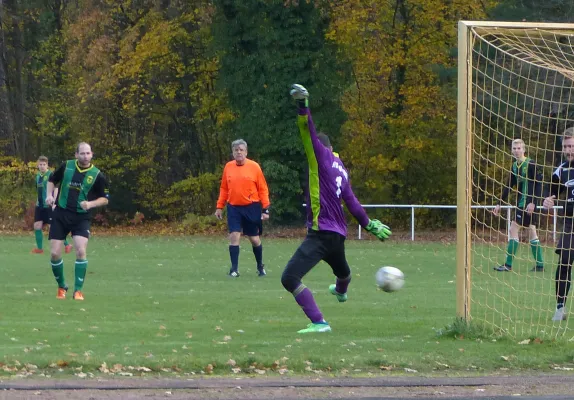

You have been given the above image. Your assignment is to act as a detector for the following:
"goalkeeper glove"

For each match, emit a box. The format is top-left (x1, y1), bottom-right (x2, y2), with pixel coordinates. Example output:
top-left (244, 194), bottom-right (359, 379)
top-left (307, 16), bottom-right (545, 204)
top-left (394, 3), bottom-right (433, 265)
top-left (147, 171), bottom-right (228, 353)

top-left (290, 84), bottom-right (309, 108)
top-left (365, 219), bottom-right (392, 241)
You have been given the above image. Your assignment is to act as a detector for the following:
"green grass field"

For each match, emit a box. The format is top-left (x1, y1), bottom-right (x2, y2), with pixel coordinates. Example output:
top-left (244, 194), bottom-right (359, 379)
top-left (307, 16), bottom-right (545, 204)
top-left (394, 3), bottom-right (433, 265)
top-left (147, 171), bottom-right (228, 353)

top-left (1, 234), bottom-right (574, 377)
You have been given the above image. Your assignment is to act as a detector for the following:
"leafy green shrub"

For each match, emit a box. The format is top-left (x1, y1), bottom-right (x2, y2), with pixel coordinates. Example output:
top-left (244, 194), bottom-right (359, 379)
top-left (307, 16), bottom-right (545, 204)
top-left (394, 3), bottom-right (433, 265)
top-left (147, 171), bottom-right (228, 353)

top-left (0, 157), bottom-right (36, 223)
top-left (159, 172), bottom-right (221, 220)
top-left (178, 213), bottom-right (226, 234)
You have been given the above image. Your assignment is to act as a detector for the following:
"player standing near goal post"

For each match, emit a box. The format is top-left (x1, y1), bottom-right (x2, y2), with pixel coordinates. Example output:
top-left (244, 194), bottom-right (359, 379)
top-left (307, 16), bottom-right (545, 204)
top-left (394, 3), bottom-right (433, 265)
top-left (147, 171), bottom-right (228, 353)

top-left (493, 139), bottom-right (544, 272)
top-left (543, 128), bottom-right (574, 321)
top-left (45, 142), bottom-right (109, 300)
top-left (215, 139), bottom-right (270, 277)
top-left (31, 156), bottom-right (72, 255)
top-left (283, 84), bottom-right (391, 334)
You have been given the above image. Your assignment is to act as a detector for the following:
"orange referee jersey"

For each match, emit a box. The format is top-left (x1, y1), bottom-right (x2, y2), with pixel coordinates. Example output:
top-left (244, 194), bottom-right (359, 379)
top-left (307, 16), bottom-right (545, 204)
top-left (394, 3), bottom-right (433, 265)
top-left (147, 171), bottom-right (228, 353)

top-left (216, 159), bottom-right (270, 209)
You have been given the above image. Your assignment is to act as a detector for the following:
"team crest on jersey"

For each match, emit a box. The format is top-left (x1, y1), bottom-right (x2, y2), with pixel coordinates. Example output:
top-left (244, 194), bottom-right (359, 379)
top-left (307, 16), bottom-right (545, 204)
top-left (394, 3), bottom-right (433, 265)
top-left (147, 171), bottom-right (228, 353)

top-left (43, 175), bottom-right (48, 181)
top-left (87, 176), bottom-right (93, 184)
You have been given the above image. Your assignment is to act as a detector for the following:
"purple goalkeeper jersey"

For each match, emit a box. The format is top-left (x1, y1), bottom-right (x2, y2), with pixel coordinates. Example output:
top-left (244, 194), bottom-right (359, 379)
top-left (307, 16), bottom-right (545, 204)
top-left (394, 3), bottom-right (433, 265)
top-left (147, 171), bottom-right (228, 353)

top-left (297, 107), bottom-right (370, 237)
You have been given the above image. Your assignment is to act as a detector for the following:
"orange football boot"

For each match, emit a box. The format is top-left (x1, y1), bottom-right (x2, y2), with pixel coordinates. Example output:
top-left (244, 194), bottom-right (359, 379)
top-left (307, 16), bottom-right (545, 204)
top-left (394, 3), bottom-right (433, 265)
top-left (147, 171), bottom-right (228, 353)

top-left (56, 286), bottom-right (68, 299)
top-left (73, 291), bottom-right (84, 301)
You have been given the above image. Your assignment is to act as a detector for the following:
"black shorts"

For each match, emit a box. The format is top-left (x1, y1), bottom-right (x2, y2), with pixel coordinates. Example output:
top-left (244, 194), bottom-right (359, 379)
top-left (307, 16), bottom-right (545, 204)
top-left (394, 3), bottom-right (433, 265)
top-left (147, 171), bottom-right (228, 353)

top-left (34, 206), bottom-right (52, 224)
top-left (514, 208), bottom-right (537, 227)
top-left (557, 218), bottom-right (574, 256)
top-left (48, 207), bottom-right (91, 240)
top-left (227, 203), bottom-right (262, 236)
top-left (282, 229), bottom-right (351, 284)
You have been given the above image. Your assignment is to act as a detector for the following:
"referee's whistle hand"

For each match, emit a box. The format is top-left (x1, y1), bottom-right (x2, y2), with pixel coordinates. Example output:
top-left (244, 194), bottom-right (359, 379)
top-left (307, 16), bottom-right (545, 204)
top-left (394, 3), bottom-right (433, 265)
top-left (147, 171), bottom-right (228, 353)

top-left (215, 209), bottom-right (223, 220)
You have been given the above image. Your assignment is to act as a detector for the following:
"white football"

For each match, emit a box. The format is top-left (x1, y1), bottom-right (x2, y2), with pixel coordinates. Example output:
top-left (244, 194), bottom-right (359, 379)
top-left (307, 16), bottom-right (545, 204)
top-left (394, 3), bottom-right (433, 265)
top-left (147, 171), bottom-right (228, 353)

top-left (376, 266), bottom-right (405, 292)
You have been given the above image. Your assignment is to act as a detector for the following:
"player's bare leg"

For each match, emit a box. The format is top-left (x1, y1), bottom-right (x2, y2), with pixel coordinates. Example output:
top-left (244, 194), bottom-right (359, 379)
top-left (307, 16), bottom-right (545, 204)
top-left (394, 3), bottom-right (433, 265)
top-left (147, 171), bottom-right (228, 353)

top-left (72, 235), bottom-right (89, 300)
top-left (50, 239), bottom-right (67, 298)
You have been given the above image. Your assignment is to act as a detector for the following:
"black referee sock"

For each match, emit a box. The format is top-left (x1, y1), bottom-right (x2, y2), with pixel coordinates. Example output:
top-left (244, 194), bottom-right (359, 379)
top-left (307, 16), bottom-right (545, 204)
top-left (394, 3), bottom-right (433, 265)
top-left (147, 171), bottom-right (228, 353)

top-left (229, 245), bottom-right (240, 272)
top-left (253, 244), bottom-right (263, 269)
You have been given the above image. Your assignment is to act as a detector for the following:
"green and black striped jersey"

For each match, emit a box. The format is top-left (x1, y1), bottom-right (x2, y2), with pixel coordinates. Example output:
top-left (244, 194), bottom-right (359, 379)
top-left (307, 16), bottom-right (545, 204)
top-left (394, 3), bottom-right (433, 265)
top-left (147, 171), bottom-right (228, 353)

top-left (49, 160), bottom-right (109, 214)
top-left (500, 158), bottom-right (542, 208)
top-left (35, 170), bottom-right (52, 208)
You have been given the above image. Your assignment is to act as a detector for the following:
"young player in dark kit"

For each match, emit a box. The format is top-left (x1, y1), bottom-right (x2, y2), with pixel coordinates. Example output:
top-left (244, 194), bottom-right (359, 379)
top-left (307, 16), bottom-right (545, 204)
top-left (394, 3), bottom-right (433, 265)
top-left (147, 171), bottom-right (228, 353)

top-left (283, 84), bottom-right (392, 333)
top-left (493, 139), bottom-right (544, 272)
top-left (31, 156), bottom-right (72, 254)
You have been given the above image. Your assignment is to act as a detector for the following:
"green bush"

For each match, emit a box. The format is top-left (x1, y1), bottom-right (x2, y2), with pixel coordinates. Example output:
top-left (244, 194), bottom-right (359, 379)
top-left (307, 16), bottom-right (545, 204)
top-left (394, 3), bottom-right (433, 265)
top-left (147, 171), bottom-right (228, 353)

top-left (159, 172), bottom-right (221, 220)
top-left (0, 157), bottom-right (36, 223)
top-left (178, 213), bottom-right (226, 234)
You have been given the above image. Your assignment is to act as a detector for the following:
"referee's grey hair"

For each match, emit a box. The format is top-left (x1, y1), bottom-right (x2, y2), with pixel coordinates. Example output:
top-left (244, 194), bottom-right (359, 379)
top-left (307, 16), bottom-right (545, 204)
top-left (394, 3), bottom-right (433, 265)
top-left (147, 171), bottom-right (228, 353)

top-left (231, 139), bottom-right (248, 152)
top-left (564, 127), bottom-right (574, 140)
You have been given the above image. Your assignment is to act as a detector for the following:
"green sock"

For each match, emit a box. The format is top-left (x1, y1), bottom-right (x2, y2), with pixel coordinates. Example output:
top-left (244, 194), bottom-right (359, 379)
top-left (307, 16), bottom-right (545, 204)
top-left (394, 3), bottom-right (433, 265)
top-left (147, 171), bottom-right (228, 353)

top-left (530, 239), bottom-right (544, 267)
top-left (51, 259), bottom-right (66, 288)
top-left (74, 259), bottom-right (88, 291)
top-left (505, 239), bottom-right (519, 267)
top-left (64, 237), bottom-right (69, 246)
top-left (34, 230), bottom-right (43, 250)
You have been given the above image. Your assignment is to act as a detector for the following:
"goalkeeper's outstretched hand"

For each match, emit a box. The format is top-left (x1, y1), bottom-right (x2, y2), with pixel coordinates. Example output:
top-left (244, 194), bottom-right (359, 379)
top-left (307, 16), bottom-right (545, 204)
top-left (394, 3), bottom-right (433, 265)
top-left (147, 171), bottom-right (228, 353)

top-left (290, 84), bottom-right (309, 108)
top-left (365, 219), bottom-right (392, 241)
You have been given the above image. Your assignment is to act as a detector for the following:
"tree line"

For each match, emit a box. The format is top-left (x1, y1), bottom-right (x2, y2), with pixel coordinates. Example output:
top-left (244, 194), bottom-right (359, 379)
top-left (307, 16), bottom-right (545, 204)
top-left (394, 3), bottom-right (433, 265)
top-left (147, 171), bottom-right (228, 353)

top-left (0, 0), bottom-right (571, 227)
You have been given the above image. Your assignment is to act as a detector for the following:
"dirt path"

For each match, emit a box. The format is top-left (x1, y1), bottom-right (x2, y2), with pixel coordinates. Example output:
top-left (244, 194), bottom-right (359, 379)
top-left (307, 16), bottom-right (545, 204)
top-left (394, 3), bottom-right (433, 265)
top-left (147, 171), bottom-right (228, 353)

top-left (2, 375), bottom-right (574, 399)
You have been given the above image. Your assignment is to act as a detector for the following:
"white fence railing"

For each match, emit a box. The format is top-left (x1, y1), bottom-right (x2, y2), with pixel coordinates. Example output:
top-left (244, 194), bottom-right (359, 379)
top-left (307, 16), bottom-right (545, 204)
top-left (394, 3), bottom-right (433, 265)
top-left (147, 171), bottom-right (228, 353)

top-left (350, 204), bottom-right (559, 241)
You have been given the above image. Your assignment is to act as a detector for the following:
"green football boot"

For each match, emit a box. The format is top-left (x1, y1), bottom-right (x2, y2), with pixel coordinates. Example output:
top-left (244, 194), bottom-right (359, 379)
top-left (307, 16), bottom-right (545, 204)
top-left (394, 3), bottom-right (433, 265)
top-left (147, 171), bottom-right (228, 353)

top-left (329, 284), bottom-right (348, 303)
top-left (297, 322), bottom-right (332, 334)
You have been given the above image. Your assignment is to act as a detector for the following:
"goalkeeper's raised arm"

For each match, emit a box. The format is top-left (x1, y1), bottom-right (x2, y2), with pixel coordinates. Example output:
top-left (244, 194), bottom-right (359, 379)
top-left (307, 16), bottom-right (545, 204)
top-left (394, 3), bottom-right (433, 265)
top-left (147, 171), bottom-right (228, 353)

top-left (290, 84), bottom-right (391, 242)
top-left (290, 84), bottom-right (334, 167)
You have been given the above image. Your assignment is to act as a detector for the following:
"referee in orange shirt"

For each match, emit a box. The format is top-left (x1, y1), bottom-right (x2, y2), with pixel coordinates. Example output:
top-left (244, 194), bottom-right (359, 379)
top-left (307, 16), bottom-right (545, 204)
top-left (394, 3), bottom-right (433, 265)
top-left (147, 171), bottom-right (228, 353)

top-left (215, 139), bottom-right (270, 277)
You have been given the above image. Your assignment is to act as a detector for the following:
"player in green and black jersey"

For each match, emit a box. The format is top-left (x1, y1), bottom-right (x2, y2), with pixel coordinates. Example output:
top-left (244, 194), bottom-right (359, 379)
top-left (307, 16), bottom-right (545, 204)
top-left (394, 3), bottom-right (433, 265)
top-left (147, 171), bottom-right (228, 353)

top-left (31, 156), bottom-right (72, 254)
top-left (46, 142), bottom-right (109, 300)
top-left (493, 139), bottom-right (544, 272)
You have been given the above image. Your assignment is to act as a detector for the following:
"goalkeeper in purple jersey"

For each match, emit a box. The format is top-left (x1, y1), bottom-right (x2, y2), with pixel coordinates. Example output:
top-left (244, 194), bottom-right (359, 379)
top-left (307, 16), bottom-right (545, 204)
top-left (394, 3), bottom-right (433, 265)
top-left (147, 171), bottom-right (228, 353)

top-left (282, 84), bottom-right (392, 334)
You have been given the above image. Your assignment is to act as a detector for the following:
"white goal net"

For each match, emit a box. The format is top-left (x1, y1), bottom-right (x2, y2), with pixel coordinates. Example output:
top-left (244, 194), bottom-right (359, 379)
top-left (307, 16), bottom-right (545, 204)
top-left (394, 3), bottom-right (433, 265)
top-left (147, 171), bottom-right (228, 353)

top-left (458, 22), bottom-right (574, 339)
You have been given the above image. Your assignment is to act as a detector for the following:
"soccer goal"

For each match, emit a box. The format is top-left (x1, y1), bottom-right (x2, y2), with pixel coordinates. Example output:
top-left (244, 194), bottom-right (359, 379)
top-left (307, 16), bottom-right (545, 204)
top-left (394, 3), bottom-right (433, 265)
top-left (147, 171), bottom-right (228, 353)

top-left (457, 21), bottom-right (574, 339)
